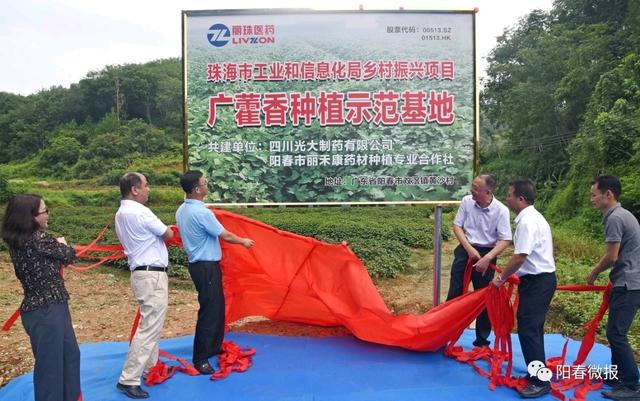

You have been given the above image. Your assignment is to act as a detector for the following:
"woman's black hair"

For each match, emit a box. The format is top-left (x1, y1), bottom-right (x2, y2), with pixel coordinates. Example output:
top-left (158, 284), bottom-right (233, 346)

top-left (1, 194), bottom-right (42, 248)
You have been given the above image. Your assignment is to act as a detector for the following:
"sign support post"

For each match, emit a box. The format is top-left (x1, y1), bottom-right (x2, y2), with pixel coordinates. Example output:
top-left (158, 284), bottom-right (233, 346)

top-left (432, 206), bottom-right (442, 306)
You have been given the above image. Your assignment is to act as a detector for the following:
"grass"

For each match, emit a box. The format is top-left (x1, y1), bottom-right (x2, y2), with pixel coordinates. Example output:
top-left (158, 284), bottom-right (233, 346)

top-left (552, 225), bottom-right (604, 261)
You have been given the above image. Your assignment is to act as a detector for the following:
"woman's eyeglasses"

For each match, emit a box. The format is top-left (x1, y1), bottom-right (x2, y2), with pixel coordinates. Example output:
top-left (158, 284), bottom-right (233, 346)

top-left (36, 208), bottom-right (49, 216)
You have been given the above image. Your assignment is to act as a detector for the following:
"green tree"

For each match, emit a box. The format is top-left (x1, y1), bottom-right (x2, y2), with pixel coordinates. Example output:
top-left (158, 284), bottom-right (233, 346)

top-left (548, 53), bottom-right (640, 220)
top-left (482, 0), bottom-right (640, 224)
top-left (483, 10), bottom-right (570, 183)
top-left (39, 135), bottom-right (82, 177)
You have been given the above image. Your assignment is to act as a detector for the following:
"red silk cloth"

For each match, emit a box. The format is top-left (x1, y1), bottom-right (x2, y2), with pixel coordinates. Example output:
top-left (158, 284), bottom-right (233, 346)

top-left (4, 208), bottom-right (608, 354)
top-left (127, 308), bottom-right (255, 385)
top-left (210, 208), bottom-right (489, 351)
top-left (2, 208), bottom-right (612, 399)
top-left (0, 208), bottom-right (502, 349)
top-left (443, 258), bottom-right (610, 401)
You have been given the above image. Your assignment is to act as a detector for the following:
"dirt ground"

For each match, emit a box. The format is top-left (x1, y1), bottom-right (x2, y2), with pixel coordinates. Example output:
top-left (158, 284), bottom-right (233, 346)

top-left (0, 243), bottom-right (455, 388)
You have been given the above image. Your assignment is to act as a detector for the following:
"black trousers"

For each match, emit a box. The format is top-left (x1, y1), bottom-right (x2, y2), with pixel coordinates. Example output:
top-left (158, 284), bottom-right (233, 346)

top-left (517, 272), bottom-right (557, 385)
top-left (21, 302), bottom-right (81, 401)
top-left (446, 244), bottom-right (496, 345)
top-left (188, 260), bottom-right (225, 365)
top-left (606, 286), bottom-right (640, 388)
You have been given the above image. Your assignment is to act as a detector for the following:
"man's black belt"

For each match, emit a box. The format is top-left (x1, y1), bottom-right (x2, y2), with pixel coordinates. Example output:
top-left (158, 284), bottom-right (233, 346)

top-left (133, 265), bottom-right (167, 272)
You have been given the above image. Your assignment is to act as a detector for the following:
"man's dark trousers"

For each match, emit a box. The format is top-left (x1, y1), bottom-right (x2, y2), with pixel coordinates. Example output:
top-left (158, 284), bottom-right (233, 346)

top-left (606, 286), bottom-right (640, 389)
top-left (446, 244), bottom-right (496, 346)
top-left (188, 260), bottom-right (225, 365)
top-left (517, 272), bottom-right (556, 385)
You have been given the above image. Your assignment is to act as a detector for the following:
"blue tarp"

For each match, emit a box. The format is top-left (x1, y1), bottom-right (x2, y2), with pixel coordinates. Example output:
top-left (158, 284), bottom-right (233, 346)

top-left (0, 330), bottom-right (620, 401)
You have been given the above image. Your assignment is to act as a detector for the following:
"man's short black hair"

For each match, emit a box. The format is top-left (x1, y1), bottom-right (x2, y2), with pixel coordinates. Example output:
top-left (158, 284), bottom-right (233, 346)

top-left (508, 178), bottom-right (536, 205)
top-left (180, 170), bottom-right (204, 194)
top-left (119, 172), bottom-right (143, 198)
top-left (592, 175), bottom-right (621, 200)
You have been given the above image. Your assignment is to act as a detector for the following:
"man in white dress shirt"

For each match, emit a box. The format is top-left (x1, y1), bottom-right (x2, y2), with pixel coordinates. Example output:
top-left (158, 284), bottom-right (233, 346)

top-left (114, 172), bottom-right (174, 399)
top-left (447, 174), bottom-right (512, 347)
top-left (493, 178), bottom-right (556, 399)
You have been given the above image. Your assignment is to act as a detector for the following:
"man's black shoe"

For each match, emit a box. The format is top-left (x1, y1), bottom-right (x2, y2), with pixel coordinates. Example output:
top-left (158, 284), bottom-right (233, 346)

top-left (602, 386), bottom-right (640, 400)
top-left (116, 383), bottom-right (149, 399)
top-left (603, 378), bottom-right (622, 388)
top-left (472, 339), bottom-right (490, 347)
top-left (195, 361), bottom-right (215, 375)
top-left (519, 382), bottom-right (551, 398)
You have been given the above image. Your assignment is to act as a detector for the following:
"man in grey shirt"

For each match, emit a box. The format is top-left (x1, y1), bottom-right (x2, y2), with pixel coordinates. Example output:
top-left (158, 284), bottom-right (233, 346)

top-left (588, 175), bottom-right (640, 400)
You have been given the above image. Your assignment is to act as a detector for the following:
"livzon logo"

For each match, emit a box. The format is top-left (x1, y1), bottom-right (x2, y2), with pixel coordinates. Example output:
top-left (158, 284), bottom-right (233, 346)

top-left (207, 24), bottom-right (230, 47)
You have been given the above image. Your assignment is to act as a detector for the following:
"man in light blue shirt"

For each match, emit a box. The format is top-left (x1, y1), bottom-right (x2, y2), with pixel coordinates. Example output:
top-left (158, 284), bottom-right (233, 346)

top-left (176, 170), bottom-right (254, 375)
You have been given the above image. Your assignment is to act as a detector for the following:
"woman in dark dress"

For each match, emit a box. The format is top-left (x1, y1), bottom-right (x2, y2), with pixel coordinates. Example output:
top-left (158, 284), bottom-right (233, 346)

top-left (1, 194), bottom-right (81, 401)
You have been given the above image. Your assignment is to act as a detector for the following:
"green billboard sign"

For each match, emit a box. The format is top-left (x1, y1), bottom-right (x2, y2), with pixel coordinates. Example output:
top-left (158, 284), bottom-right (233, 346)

top-left (183, 9), bottom-right (478, 205)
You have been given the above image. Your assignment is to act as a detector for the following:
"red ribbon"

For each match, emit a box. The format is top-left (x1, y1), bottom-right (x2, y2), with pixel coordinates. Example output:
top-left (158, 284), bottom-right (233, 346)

top-left (3, 217), bottom-right (608, 399)
top-left (127, 307), bottom-right (255, 385)
top-left (445, 258), bottom-right (611, 401)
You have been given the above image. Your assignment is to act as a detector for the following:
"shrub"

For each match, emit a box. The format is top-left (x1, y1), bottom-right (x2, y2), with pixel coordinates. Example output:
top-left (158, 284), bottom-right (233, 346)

top-left (39, 136), bottom-right (82, 177)
top-left (237, 205), bottom-right (434, 277)
top-left (0, 172), bottom-right (11, 203)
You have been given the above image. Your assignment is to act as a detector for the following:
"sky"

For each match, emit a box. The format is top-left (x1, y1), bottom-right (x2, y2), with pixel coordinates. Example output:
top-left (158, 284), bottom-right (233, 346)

top-left (0, 0), bottom-right (554, 96)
